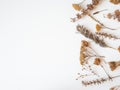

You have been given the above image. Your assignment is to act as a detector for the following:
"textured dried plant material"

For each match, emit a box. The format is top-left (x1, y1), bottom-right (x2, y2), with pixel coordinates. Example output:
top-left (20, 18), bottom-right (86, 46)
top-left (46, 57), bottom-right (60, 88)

top-left (106, 9), bottom-right (120, 22)
top-left (76, 25), bottom-right (112, 48)
top-left (96, 24), bottom-right (102, 31)
top-left (82, 75), bottom-right (120, 86)
top-left (94, 58), bottom-right (101, 65)
top-left (72, 4), bottom-right (81, 11)
top-left (96, 32), bottom-right (120, 39)
top-left (110, 85), bottom-right (120, 90)
top-left (110, 0), bottom-right (120, 4)
top-left (80, 40), bottom-right (104, 65)
top-left (71, 0), bottom-right (101, 22)
top-left (108, 61), bottom-right (120, 71)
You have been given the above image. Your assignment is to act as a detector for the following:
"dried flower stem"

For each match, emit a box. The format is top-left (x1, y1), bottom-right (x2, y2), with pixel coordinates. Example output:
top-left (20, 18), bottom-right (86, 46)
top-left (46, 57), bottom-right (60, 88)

top-left (93, 9), bottom-right (108, 15)
top-left (82, 75), bottom-right (120, 86)
top-left (88, 14), bottom-right (117, 30)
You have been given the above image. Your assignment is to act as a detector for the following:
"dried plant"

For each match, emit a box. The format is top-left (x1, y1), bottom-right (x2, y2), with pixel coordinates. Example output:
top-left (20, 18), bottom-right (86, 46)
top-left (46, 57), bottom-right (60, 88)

top-left (76, 25), bottom-right (116, 49)
top-left (96, 32), bottom-right (120, 39)
top-left (108, 61), bottom-right (120, 71)
top-left (71, 0), bottom-right (101, 22)
top-left (110, 85), bottom-right (120, 90)
top-left (94, 58), bottom-right (112, 80)
top-left (80, 40), bottom-right (104, 65)
top-left (109, 0), bottom-right (120, 4)
top-left (82, 75), bottom-right (120, 86)
top-left (106, 9), bottom-right (120, 22)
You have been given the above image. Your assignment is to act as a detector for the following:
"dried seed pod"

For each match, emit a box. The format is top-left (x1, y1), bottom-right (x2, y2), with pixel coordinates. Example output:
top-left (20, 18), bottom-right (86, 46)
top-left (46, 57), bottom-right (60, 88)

top-left (72, 4), bottom-right (81, 11)
top-left (108, 61), bottom-right (120, 71)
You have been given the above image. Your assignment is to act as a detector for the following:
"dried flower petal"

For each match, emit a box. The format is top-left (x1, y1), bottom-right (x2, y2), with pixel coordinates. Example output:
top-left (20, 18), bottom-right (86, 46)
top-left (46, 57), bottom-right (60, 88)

top-left (96, 24), bottom-right (102, 31)
top-left (72, 4), bottom-right (81, 11)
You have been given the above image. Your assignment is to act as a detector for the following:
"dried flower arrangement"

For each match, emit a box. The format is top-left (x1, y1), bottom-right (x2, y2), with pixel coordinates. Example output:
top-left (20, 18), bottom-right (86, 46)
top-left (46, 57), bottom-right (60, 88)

top-left (71, 0), bottom-right (120, 89)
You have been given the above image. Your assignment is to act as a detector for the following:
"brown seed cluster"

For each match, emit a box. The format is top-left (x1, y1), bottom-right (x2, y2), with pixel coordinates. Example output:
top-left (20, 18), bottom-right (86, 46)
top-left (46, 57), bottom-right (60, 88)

top-left (107, 9), bottom-right (120, 22)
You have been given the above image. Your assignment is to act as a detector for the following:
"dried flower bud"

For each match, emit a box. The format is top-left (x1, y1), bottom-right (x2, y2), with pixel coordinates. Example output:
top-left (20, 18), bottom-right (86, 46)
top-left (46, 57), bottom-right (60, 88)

top-left (94, 58), bottom-right (101, 65)
top-left (72, 4), bottom-right (81, 11)
top-left (96, 24), bottom-right (102, 31)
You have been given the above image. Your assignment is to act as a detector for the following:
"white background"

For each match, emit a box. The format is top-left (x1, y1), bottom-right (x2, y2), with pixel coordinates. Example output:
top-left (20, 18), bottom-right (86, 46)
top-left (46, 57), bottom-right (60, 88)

top-left (0, 0), bottom-right (120, 90)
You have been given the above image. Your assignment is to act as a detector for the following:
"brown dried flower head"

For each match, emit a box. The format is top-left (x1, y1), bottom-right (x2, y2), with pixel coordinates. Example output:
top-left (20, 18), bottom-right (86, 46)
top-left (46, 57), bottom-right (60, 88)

top-left (108, 61), bottom-right (120, 71)
top-left (94, 58), bottom-right (101, 65)
top-left (96, 24), bottom-right (102, 31)
top-left (81, 40), bottom-right (89, 47)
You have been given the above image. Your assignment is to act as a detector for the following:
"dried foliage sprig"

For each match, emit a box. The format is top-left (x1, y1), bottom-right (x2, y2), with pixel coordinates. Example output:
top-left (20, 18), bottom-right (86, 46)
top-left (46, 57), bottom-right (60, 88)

top-left (108, 61), bottom-right (120, 71)
top-left (82, 75), bottom-right (120, 86)
top-left (71, 0), bottom-right (101, 22)
top-left (96, 32), bottom-right (120, 39)
top-left (110, 85), bottom-right (120, 90)
top-left (106, 9), bottom-right (120, 22)
top-left (76, 25), bottom-right (115, 49)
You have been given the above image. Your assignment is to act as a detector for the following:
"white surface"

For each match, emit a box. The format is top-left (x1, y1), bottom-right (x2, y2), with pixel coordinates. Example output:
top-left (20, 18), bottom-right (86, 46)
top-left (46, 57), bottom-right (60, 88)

top-left (0, 0), bottom-right (120, 90)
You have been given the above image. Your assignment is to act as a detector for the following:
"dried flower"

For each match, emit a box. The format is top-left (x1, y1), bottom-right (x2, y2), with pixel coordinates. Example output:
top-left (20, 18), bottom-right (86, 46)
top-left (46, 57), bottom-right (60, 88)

top-left (94, 58), bottom-right (101, 65)
top-left (106, 9), bottom-right (120, 22)
top-left (108, 61), bottom-right (120, 71)
top-left (72, 4), bottom-right (81, 11)
top-left (87, 4), bottom-right (94, 10)
top-left (92, 0), bottom-right (100, 5)
top-left (96, 24), bottom-right (102, 31)
top-left (76, 25), bottom-right (114, 48)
